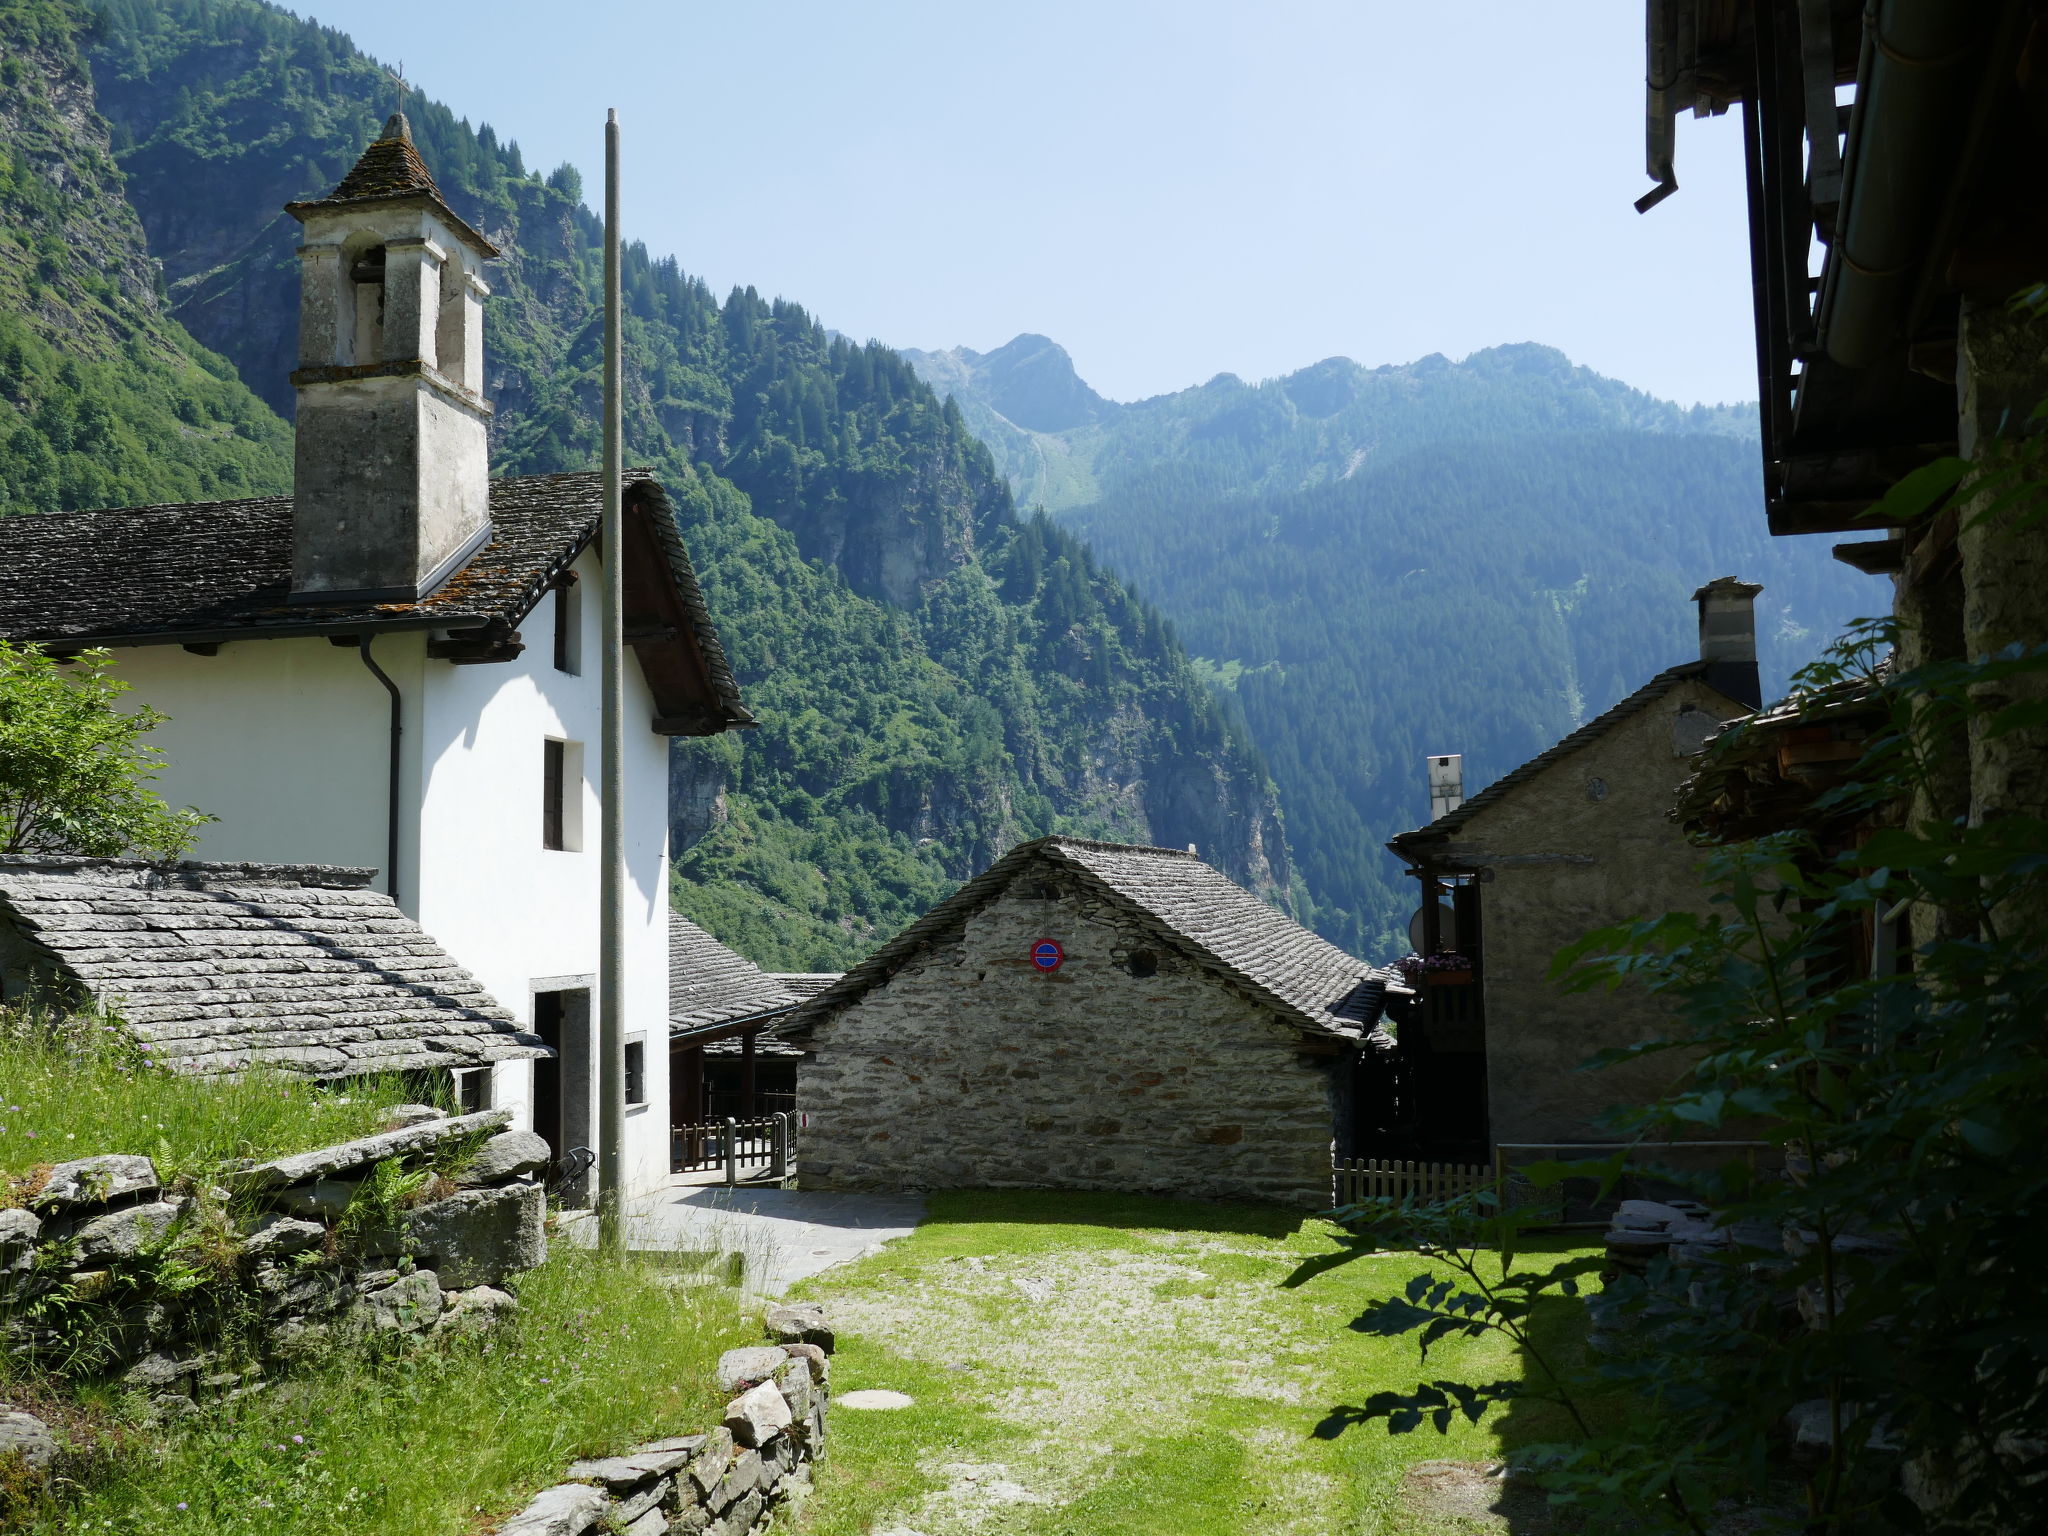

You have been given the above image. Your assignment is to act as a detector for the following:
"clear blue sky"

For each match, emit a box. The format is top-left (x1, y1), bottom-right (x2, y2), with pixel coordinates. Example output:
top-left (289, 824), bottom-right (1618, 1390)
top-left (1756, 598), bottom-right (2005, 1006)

top-left (298, 1), bottom-right (1755, 407)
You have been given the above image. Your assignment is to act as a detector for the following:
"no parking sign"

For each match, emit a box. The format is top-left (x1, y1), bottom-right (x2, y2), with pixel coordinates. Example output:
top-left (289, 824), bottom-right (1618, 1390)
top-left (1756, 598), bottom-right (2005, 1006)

top-left (1030, 938), bottom-right (1065, 974)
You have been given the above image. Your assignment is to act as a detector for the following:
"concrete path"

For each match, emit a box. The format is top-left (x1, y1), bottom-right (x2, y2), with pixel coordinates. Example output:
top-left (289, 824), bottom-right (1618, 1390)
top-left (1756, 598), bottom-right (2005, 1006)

top-left (561, 1181), bottom-right (924, 1296)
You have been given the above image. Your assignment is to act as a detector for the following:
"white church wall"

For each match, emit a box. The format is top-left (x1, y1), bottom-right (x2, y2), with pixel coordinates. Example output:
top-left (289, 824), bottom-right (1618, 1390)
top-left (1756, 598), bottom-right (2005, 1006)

top-left (413, 548), bottom-right (674, 1196)
top-left (111, 635), bottom-right (415, 882)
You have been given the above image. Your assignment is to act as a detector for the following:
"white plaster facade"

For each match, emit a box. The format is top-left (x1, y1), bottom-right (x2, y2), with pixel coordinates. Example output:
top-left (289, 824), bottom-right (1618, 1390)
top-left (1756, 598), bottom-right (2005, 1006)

top-left (112, 547), bottom-right (675, 1194)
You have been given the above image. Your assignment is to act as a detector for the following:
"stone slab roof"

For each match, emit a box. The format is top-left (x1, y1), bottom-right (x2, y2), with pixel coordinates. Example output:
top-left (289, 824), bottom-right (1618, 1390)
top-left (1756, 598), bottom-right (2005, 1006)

top-left (669, 915), bottom-right (841, 1035)
top-left (0, 858), bottom-right (545, 1078)
top-left (0, 471), bottom-right (751, 736)
top-left (284, 112), bottom-right (497, 257)
top-left (786, 836), bottom-right (1394, 1042)
top-left (1387, 660), bottom-right (1744, 854)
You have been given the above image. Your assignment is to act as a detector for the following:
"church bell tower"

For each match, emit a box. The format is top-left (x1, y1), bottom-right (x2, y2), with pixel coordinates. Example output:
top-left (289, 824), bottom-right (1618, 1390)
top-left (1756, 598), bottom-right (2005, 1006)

top-left (284, 114), bottom-right (499, 603)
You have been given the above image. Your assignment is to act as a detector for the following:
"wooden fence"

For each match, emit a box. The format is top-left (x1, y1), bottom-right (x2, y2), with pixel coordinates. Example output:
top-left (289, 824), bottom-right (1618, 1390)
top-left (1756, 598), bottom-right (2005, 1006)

top-left (672, 1114), bottom-right (789, 1185)
top-left (1334, 1157), bottom-right (1491, 1206)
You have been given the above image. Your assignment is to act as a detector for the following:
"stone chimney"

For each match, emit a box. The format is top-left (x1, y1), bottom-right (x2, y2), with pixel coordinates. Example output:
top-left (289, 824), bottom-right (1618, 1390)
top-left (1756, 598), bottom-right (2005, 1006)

top-left (1694, 576), bottom-right (1764, 710)
top-left (1427, 754), bottom-right (1464, 820)
top-left (283, 114), bottom-right (500, 603)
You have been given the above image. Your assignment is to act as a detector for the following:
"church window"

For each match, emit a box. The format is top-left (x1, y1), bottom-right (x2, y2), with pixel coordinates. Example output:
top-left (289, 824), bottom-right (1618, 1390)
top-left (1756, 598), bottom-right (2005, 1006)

top-left (349, 244), bottom-right (387, 363)
top-left (553, 575), bottom-right (581, 674)
top-left (542, 738), bottom-right (583, 851)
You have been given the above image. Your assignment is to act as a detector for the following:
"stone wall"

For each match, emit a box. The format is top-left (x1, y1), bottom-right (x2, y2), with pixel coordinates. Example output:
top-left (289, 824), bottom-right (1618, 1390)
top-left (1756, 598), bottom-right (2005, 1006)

top-left (493, 1303), bottom-right (833, 1536)
top-left (798, 866), bottom-right (1341, 1206)
top-left (1452, 676), bottom-right (1741, 1147)
top-left (0, 1107), bottom-right (547, 1409)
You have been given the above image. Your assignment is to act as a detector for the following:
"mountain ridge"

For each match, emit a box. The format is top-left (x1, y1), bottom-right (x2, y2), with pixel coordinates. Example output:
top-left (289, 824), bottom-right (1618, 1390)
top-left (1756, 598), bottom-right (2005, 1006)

top-left (908, 330), bottom-right (1876, 952)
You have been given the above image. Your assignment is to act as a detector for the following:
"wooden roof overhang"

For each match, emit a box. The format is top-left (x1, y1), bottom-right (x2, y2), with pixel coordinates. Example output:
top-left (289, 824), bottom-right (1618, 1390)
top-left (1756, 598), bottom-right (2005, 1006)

top-left (1639, 1), bottom-right (2044, 541)
top-left (1672, 675), bottom-right (1891, 845)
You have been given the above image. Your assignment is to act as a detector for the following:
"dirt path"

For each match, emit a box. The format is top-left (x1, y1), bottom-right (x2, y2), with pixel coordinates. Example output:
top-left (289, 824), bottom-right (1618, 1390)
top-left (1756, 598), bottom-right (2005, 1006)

top-left (788, 1192), bottom-right (1585, 1536)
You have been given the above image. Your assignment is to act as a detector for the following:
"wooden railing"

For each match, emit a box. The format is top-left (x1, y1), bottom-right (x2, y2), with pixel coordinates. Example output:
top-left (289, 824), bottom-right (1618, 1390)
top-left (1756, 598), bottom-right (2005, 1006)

top-left (672, 1114), bottom-right (789, 1185)
top-left (1334, 1156), bottom-right (1491, 1206)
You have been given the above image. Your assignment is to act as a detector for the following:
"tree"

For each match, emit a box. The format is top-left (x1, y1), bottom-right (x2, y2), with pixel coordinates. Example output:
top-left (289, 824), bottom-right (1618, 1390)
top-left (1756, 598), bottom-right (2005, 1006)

top-left (0, 643), bottom-right (209, 858)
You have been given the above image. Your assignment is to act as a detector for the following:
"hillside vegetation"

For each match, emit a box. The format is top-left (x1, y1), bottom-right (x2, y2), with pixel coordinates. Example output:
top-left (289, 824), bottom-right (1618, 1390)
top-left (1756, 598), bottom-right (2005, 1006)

top-left (907, 335), bottom-right (1882, 952)
top-left (0, 0), bottom-right (290, 516)
top-left (0, 0), bottom-right (1290, 969)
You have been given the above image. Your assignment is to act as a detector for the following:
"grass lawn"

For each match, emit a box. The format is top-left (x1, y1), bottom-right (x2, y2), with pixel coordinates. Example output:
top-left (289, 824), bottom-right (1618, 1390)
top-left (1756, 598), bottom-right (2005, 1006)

top-left (27, 1245), bottom-right (759, 1534)
top-left (0, 1015), bottom-right (429, 1189)
top-left (790, 1190), bottom-right (1600, 1536)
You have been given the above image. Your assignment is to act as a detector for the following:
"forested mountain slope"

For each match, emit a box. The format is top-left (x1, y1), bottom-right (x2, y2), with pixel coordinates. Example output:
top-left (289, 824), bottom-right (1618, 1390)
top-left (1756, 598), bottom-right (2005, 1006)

top-left (0, 0), bottom-right (289, 514)
top-left (907, 335), bottom-right (1883, 953)
top-left (2, 0), bottom-right (1290, 969)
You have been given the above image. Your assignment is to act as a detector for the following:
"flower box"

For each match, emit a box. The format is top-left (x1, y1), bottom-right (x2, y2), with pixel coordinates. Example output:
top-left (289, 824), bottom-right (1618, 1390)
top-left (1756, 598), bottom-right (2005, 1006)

top-left (1422, 970), bottom-right (1474, 987)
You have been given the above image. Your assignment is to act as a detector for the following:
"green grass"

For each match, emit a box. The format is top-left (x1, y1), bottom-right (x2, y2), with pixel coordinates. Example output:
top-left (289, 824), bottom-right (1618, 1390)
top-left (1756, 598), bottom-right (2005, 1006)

top-left (0, 1013), bottom-right (432, 1188)
top-left (790, 1190), bottom-right (1600, 1536)
top-left (34, 1244), bottom-right (758, 1534)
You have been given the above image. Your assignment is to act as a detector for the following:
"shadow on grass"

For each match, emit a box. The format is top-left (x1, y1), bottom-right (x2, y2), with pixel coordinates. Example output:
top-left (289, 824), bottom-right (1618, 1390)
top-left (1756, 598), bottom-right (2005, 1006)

top-left (919, 1187), bottom-right (1313, 1241)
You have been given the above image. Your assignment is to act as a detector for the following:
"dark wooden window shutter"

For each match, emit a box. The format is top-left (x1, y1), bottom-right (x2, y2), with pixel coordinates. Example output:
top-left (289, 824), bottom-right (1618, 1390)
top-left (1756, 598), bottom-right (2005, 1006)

top-left (542, 738), bottom-right (565, 850)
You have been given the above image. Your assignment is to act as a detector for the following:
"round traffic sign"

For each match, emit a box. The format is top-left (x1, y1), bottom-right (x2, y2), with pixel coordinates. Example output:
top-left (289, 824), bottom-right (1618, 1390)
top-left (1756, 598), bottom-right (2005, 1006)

top-left (1030, 938), bottom-right (1065, 973)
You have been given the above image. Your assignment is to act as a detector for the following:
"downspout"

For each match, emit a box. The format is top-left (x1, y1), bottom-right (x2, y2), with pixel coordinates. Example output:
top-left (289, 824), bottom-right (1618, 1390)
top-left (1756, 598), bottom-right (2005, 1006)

top-left (357, 637), bottom-right (403, 907)
top-left (1818, 0), bottom-right (1996, 368)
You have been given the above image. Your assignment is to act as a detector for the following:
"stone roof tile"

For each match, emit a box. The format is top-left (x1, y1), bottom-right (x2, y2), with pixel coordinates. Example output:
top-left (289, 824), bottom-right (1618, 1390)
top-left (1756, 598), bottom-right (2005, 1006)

top-left (0, 858), bottom-right (545, 1078)
top-left (0, 471), bottom-right (751, 736)
top-left (668, 915), bottom-right (840, 1035)
top-left (786, 837), bottom-right (1396, 1041)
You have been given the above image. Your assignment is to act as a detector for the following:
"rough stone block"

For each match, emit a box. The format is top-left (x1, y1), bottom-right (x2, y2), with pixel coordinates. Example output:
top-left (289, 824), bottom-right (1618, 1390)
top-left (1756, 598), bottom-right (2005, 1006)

top-left (34, 1154), bottom-right (158, 1211)
top-left (437, 1284), bottom-right (518, 1333)
top-left (458, 1129), bottom-right (550, 1185)
top-left (716, 1346), bottom-right (788, 1395)
top-left (240, 1214), bottom-right (325, 1259)
top-left (718, 1488), bottom-right (764, 1535)
top-left (764, 1302), bottom-right (833, 1352)
top-left (495, 1481), bottom-right (609, 1536)
top-left (0, 1208), bottom-right (41, 1271)
top-left (710, 1448), bottom-right (761, 1512)
top-left (351, 1269), bottom-right (443, 1333)
top-left (723, 1383), bottom-right (791, 1449)
top-left (73, 1200), bottom-right (179, 1262)
top-left (271, 1178), bottom-right (360, 1219)
top-left (669, 1506), bottom-right (711, 1535)
top-left (405, 1183), bottom-right (544, 1287)
top-left (383, 1104), bottom-right (447, 1128)
top-left (686, 1427), bottom-right (735, 1497)
top-left (623, 1508), bottom-right (669, 1536)
top-left (0, 1409), bottom-right (56, 1469)
top-left (227, 1108), bottom-right (510, 1193)
top-left (777, 1341), bottom-right (829, 1382)
top-left (774, 1356), bottom-right (813, 1420)
top-left (614, 1475), bottom-right (675, 1523)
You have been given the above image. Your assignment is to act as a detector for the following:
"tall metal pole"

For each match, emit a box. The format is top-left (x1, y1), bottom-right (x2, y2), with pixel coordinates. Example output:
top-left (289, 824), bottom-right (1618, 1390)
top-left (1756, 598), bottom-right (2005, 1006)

top-left (597, 108), bottom-right (626, 1253)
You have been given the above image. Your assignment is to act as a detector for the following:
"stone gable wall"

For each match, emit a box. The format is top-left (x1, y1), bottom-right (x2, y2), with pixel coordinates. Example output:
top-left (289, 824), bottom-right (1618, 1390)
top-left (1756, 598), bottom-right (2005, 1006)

top-left (1455, 676), bottom-right (1741, 1145)
top-left (797, 866), bottom-right (1341, 1207)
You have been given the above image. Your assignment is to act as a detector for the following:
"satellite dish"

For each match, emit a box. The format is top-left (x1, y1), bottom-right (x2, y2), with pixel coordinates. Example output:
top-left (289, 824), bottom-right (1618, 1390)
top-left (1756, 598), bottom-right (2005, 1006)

top-left (1407, 900), bottom-right (1458, 954)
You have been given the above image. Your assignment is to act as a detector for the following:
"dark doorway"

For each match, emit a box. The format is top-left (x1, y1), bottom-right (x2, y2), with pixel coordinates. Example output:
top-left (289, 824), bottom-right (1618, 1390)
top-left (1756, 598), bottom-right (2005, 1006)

top-left (530, 984), bottom-right (593, 1205)
top-left (532, 990), bottom-right (564, 1159)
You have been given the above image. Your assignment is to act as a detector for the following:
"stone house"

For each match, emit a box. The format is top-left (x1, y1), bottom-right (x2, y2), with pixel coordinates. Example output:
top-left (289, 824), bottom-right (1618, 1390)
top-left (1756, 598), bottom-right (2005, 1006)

top-left (0, 116), bottom-right (752, 1197)
top-left (670, 914), bottom-right (839, 1130)
top-left (1381, 579), bottom-right (1764, 1157)
top-left (785, 836), bottom-right (1398, 1208)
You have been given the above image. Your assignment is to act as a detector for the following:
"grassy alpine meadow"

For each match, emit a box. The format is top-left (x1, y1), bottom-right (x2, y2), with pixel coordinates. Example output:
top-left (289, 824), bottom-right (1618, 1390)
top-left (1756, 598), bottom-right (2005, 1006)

top-left (790, 1190), bottom-right (1601, 1536)
top-left (33, 1243), bottom-right (759, 1535)
top-left (0, 1010), bottom-right (433, 1190)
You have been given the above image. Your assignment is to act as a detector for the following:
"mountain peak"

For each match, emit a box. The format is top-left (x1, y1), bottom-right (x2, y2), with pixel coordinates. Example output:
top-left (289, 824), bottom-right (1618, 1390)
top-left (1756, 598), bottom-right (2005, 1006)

top-left (909, 333), bottom-right (1115, 434)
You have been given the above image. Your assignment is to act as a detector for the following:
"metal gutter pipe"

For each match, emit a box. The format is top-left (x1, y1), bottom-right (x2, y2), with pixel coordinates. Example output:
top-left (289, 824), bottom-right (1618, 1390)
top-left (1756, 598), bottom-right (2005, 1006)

top-left (1819, 0), bottom-right (1992, 368)
top-left (596, 109), bottom-right (627, 1255)
top-left (357, 636), bottom-right (403, 908)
